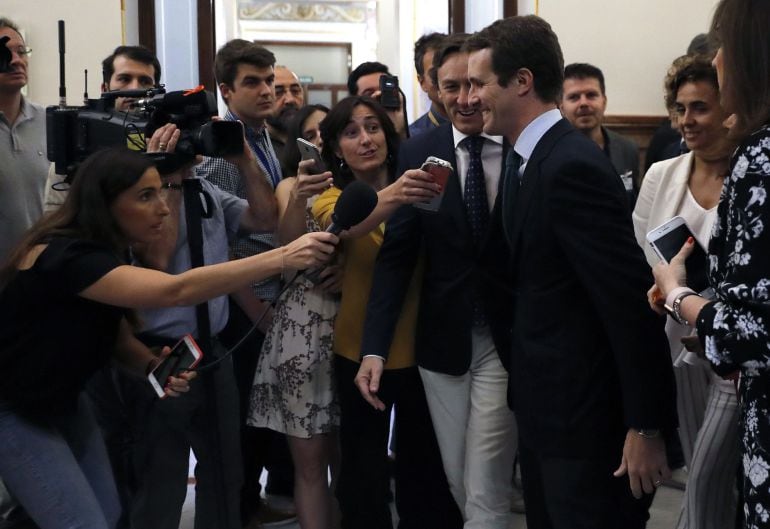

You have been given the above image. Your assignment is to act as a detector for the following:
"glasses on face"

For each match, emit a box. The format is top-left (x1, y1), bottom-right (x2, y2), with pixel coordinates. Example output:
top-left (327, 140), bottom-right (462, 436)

top-left (8, 46), bottom-right (32, 58)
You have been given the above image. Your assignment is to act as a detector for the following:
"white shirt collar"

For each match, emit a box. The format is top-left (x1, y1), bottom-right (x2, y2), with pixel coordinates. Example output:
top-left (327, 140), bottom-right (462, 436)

top-left (513, 108), bottom-right (562, 163)
top-left (452, 125), bottom-right (503, 150)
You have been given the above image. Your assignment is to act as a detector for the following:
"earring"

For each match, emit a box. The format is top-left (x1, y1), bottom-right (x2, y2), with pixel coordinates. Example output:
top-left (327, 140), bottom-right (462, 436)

top-left (338, 157), bottom-right (347, 171)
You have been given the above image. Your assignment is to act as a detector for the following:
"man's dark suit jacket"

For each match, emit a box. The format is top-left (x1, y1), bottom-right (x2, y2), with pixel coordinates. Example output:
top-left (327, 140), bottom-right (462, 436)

top-left (361, 122), bottom-right (511, 375)
top-left (502, 118), bottom-right (677, 457)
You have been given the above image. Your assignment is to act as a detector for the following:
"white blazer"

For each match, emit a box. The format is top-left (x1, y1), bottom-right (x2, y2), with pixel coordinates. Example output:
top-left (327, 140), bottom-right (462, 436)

top-left (632, 152), bottom-right (693, 267)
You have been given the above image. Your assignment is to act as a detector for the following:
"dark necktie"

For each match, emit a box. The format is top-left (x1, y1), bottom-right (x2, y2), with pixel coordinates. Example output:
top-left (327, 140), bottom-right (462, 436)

top-left (502, 149), bottom-right (522, 246)
top-left (463, 136), bottom-right (489, 246)
top-left (463, 136), bottom-right (489, 326)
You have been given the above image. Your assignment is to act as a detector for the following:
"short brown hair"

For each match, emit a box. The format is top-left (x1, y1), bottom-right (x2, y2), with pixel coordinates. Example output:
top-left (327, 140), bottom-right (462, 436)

top-left (214, 39), bottom-right (275, 89)
top-left (465, 16), bottom-right (563, 104)
top-left (711, 0), bottom-right (770, 138)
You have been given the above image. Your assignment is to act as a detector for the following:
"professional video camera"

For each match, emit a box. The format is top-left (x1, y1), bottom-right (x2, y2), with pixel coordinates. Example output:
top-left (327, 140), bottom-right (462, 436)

top-left (0, 36), bottom-right (11, 73)
top-left (40, 20), bottom-right (243, 180)
top-left (47, 86), bottom-right (244, 179)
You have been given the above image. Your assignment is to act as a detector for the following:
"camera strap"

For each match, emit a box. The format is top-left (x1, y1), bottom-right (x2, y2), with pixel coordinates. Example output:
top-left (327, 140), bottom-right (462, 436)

top-left (182, 178), bottom-right (213, 359)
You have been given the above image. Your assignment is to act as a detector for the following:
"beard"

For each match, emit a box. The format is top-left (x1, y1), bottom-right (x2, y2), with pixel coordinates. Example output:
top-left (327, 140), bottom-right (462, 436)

top-left (266, 105), bottom-right (299, 134)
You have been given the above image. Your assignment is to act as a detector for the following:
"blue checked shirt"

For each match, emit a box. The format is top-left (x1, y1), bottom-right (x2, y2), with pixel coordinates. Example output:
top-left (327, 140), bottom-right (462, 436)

top-left (196, 110), bottom-right (282, 301)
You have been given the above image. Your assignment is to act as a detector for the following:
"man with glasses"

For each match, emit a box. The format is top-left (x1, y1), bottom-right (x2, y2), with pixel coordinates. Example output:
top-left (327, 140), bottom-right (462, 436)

top-left (0, 17), bottom-right (47, 262)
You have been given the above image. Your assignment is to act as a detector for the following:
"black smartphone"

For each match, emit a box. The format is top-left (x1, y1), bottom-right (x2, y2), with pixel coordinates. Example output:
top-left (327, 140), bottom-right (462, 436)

top-left (378, 74), bottom-right (401, 109)
top-left (646, 216), bottom-right (711, 294)
top-left (147, 335), bottom-right (203, 398)
top-left (296, 137), bottom-right (326, 173)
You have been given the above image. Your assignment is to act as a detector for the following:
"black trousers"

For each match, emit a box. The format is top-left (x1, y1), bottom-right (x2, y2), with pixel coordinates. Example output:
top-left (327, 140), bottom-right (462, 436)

top-left (334, 356), bottom-right (462, 529)
top-left (518, 441), bottom-right (654, 529)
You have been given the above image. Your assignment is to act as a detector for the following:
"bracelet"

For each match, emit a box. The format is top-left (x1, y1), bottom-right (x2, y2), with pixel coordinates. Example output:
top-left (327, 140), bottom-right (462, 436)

top-left (665, 286), bottom-right (694, 308)
top-left (672, 291), bottom-right (700, 326)
top-left (637, 428), bottom-right (660, 439)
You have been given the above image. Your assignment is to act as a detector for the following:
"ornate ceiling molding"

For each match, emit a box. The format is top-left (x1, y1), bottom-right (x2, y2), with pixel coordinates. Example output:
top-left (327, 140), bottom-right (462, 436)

top-left (239, 2), bottom-right (369, 23)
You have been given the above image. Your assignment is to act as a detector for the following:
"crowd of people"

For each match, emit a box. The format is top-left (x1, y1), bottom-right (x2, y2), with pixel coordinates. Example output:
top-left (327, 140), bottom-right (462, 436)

top-left (1, 0), bottom-right (770, 528)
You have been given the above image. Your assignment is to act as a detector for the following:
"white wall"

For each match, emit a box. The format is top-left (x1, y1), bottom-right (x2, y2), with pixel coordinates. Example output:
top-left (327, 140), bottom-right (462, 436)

top-left (2, 0), bottom-right (123, 106)
top-left (539, 0), bottom-right (721, 115)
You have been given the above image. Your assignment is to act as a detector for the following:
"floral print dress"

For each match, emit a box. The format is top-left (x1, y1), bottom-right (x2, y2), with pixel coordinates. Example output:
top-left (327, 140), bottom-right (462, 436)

top-left (246, 210), bottom-right (340, 438)
top-left (696, 125), bottom-right (770, 527)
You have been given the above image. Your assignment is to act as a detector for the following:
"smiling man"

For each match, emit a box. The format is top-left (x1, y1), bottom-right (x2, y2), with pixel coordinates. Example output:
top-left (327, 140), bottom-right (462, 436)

top-left (0, 17), bottom-right (48, 262)
top-left (465, 16), bottom-right (676, 529)
top-left (561, 63), bottom-right (639, 207)
top-left (358, 33), bottom-right (515, 529)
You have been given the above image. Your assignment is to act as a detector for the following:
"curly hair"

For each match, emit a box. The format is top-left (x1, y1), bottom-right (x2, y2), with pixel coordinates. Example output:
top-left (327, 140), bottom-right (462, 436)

top-left (663, 54), bottom-right (719, 115)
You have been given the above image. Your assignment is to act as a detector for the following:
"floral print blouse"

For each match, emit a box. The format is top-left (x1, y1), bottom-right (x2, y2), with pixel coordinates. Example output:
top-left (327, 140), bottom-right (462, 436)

top-left (696, 124), bottom-right (770, 527)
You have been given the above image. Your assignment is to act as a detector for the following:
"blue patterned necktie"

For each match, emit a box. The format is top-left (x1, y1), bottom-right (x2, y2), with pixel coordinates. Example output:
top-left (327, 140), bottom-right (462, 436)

top-left (463, 136), bottom-right (489, 246)
top-left (463, 135), bottom-right (489, 326)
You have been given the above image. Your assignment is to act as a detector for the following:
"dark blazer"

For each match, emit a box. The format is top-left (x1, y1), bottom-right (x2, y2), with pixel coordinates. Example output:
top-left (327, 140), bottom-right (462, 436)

top-left (603, 127), bottom-right (640, 208)
top-left (503, 118), bottom-right (676, 457)
top-left (361, 122), bottom-right (512, 375)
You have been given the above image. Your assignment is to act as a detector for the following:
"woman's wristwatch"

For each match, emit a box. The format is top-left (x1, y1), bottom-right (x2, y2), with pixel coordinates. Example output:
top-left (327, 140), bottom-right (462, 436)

top-left (664, 286), bottom-right (700, 326)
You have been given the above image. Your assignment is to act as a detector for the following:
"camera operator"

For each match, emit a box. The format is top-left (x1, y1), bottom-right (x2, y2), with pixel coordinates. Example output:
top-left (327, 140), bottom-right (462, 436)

top-left (0, 17), bottom-right (48, 263)
top-left (44, 45), bottom-right (161, 211)
top-left (121, 114), bottom-right (287, 529)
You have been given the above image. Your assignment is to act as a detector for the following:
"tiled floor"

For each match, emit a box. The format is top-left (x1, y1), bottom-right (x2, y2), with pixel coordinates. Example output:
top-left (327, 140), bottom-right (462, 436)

top-left (179, 468), bottom-right (685, 529)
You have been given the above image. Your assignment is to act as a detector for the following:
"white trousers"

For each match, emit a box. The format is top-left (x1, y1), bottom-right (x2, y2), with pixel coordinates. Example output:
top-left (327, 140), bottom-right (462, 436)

top-left (419, 326), bottom-right (517, 529)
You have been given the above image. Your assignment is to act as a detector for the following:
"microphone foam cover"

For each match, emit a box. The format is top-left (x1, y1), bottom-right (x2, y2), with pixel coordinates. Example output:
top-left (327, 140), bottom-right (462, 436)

top-left (332, 180), bottom-right (379, 230)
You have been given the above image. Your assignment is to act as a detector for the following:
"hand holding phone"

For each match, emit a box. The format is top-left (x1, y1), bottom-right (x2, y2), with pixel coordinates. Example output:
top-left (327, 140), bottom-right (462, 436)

top-left (296, 137), bottom-right (326, 173)
top-left (378, 74), bottom-right (401, 110)
top-left (413, 156), bottom-right (453, 212)
top-left (147, 335), bottom-right (203, 398)
top-left (646, 216), bottom-right (711, 294)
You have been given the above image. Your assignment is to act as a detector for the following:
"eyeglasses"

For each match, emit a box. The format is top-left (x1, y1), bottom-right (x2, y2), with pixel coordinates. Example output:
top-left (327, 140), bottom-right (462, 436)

top-left (8, 46), bottom-right (32, 58)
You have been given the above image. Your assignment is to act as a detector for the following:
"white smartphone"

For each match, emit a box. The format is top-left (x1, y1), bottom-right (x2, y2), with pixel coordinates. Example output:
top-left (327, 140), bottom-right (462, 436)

top-left (147, 334), bottom-right (203, 399)
top-left (646, 216), bottom-right (711, 294)
top-left (296, 137), bottom-right (326, 173)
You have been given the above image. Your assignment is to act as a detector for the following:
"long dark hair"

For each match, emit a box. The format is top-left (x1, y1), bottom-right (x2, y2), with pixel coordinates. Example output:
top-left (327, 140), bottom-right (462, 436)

top-left (711, 0), bottom-right (770, 138)
top-left (0, 148), bottom-right (156, 286)
top-left (280, 104), bottom-right (330, 178)
top-left (319, 96), bottom-right (400, 189)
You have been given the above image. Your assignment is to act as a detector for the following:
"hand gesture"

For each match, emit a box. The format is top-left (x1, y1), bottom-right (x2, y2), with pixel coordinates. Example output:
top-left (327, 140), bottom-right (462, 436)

top-left (613, 429), bottom-right (671, 499)
top-left (390, 168), bottom-right (442, 205)
top-left (354, 356), bottom-right (386, 411)
top-left (292, 159), bottom-right (333, 202)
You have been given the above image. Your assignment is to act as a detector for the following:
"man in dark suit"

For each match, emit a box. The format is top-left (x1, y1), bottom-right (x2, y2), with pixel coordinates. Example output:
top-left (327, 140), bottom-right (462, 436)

top-left (356, 34), bottom-right (518, 528)
top-left (465, 16), bottom-right (677, 529)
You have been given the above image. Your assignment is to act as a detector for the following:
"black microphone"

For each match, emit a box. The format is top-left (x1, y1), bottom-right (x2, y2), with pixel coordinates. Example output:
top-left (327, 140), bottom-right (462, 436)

top-left (304, 180), bottom-right (378, 283)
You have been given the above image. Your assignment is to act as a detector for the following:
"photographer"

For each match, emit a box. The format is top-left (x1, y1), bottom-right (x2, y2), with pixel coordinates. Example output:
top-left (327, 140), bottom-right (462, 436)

top-left (0, 147), bottom-right (336, 529)
top-left (0, 17), bottom-right (48, 263)
top-left (124, 115), bottom-right (287, 529)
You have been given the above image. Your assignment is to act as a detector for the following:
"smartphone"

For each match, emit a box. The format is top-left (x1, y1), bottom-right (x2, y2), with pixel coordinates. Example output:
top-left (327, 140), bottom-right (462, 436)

top-left (646, 216), bottom-right (711, 294)
top-left (378, 74), bottom-right (401, 109)
top-left (413, 156), bottom-right (453, 212)
top-left (296, 137), bottom-right (326, 173)
top-left (147, 334), bottom-right (203, 398)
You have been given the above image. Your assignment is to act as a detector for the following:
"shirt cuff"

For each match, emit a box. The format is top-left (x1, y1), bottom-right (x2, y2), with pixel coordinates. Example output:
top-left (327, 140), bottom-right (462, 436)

top-left (361, 354), bottom-right (386, 363)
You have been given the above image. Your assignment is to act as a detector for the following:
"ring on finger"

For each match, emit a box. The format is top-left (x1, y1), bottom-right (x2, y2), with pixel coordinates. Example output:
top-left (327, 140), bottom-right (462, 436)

top-left (654, 480), bottom-right (662, 487)
top-left (158, 142), bottom-right (167, 151)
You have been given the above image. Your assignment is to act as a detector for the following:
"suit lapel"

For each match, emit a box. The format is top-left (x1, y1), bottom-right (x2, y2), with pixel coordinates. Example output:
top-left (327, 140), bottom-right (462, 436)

top-left (434, 125), bottom-right (472, 239)
top-left (508, 119), bottom-right (572, 253)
